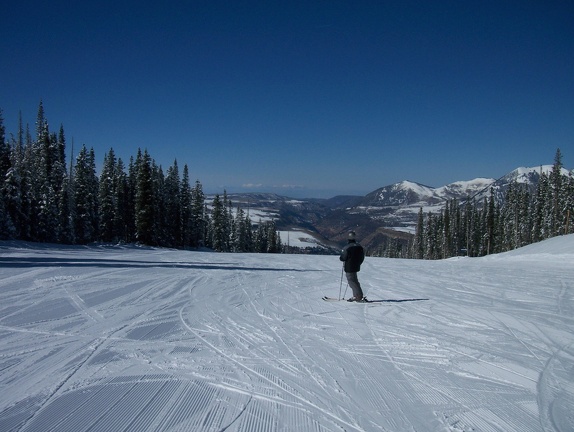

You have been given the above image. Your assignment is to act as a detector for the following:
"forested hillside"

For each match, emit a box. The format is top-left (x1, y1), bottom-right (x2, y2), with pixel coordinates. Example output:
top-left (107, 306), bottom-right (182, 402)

top-left (407, 149), bottom-right (573, 259)
top-left (0, 103), bottom-right (281, 252)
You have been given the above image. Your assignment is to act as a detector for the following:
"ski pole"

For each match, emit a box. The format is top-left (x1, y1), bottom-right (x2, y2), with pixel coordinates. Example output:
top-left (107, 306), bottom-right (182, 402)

top-left (338, 264), bottom-right (344, 300)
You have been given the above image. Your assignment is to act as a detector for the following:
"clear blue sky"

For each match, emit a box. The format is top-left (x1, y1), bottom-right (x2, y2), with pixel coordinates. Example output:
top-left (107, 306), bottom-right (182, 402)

top-left (1, 1), bottom-right (573, 198)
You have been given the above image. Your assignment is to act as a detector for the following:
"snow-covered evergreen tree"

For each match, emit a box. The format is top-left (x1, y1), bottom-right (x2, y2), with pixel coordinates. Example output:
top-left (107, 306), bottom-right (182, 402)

top-left (163, 160), bottom-right (181, 248)
top-left (99, 148), bottom-right (117, 243)
top-left (126, 156), bottom-right (138, 242)
top-left (0, 110), bottom-right (9, 183)
top-left (55, 125), bottom-right (72, 243)
top-left (190, 179), bottom-right (205, 248)
top-left (117, 158), bottom-right (130, 242)
top-left (0, 110), bottom-right (14, 239)
top-left (73, 145), bottom-right (99, 244)
top-left (500, 181), bottom-right (531, 251)
top-left (29, 104), bottom-right (50, 241)
top-left (532, 171), bottom-right (550, 242)
top-left (550, 149), bottom-right (566, 236)
top-left (180, 165), bottom-right (192, 248)
top-left (29, 105), bottom-right (69, 243)
top-left (134, 149), bottom-right (154, 245)
top-left (3, 114), bottom-right (25, 238)
top-left (232, 206), bottom-right (244, 252)
top-left (412, 208), bottom-right (424, 259)
top-left (564, 172), bottom-right (574, 235)
top-left (151, 162), bottom-right (165, 245)
top-left (210, 194), bottom-right (226, 252)
top-left (18, 125), bottom-right (34, 240)
top-left (266, 220), bottom-right (281, 253)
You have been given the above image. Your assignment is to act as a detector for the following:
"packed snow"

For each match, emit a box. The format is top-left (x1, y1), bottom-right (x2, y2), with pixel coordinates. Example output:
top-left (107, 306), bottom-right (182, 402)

top-left (0, 236), bottom-right (573, 431)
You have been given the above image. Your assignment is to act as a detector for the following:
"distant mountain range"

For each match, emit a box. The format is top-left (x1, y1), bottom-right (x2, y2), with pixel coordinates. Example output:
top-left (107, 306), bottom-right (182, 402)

top-left (218, 165), bottom-right (571, 252)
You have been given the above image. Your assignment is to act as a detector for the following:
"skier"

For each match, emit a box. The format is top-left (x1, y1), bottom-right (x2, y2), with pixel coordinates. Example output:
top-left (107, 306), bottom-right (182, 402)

top-left (340, 231), bottom-right (366, 302)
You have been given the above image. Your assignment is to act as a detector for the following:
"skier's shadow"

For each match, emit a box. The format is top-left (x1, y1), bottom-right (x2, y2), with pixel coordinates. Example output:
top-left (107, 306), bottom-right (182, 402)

top-left (367, 298), bottom-right (429, 303)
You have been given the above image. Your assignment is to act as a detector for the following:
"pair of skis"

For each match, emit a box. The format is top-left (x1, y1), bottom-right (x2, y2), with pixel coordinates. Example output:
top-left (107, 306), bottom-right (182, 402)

top-left (322, 296), bottom-right (370, 303)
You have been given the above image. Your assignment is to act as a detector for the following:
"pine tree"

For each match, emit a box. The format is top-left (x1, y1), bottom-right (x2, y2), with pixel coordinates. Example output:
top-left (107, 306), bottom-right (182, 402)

top-left (190, 179), bottom-right (205, 248)
top-left (450, 199), bottom-right (463, 256)
top-left (550, 148), bottom-right (565, 236)
top-left (423, 213), bottom-right (436, 259)
top-left (499, 181), bottom-right (531, 252)
top-left (500, 182), bottom-right (516, 251)
top-left (470, 199), bottom-right (483, 257)
top-left (0, 109), bottom-right (10, 182)
top-left (113, 158), bottom-right (129, 242)
top-left (151, 162), bottom-right (165, 245)
top-left (32, 105), bottom-right (68, 242)
top-left (517, 186), bottom-right (531, 246)
top-left (0, 110), bottom-right (14, 239)
top-left (29, 104), bottom-right (49, 241)
top-left (266, 221), bottom-right (276, 253)
top-left (564, 172), bottom-right (574, 234)
top-left (4, 113), bottom-right (25, 238)
top-left (412, 208), bottom-right (424, 259)
top-left (126, 156), bottom-right (138, 242)
top-left (266, 220), bottom-right (281, 253)
top-left (461, 199), bottom-right (472, 256)
top-left (134, 149), bottom-right (154, 245)
top-left (234, 206), bottom-right (246, 251)
top-left (99, 148), bottom-right (117, 242)
top-left (229, 206), bottom-right (239, 252)
top-left (164, 160), bottom-right (181, 247)
top-left (243, 212), bottom-right (253, 252)
top-left (180, 165), bottom-right (192, 248)
top-left (210, 194), bottom-right (226, 251)
top-left (19, 125), bottom-right (34, 240)
top-left (221, 191), bottom-right (232, 252)
top-left (55, 125), bottom-right (72, 243)
top-left (73, 145), bottom-right (99, 244)
top-left (481, 190), bottom-right (497, 255)
top-left (254, 221), bottom-right (264, 252)
top-left (442, 202), bottom-right (451, 258)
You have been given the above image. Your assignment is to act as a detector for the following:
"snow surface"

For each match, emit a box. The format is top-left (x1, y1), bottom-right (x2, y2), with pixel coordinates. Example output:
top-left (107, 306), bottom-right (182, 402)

top-left (510, 166), bottom-right (570, 183)
top-left (1, 237), bottom-right (573, 432)
top-left (279, 230), bottom-right (327, 250)
top-left (397, 181), bottom-right (435, 197)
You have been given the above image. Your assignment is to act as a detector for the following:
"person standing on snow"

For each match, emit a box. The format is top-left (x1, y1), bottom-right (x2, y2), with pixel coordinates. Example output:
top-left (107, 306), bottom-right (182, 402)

top-left (340, 231), bottom-right (366, 302)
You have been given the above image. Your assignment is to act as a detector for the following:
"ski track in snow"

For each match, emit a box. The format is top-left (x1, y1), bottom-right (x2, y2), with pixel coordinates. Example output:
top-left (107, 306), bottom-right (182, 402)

top-left (0, 238), bottom-right (573, 431)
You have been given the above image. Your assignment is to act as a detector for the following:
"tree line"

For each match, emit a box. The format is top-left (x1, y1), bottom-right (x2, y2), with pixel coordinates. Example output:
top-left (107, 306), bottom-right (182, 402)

top-left (0, 103), bottom-right (282, 252)
top-left (405, 149), bottom-right (572, 260)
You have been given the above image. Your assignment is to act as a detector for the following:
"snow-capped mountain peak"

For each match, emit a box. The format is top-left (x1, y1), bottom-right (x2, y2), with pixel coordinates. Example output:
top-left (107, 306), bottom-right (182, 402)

top-left (364, 177), bottom-right (496, 208)
top-left (364, 181), bottom-right (436, 207)
top-left (504, 165), bottom-right (570, 184)
top-left (434, 178), bottom-right (495, 199)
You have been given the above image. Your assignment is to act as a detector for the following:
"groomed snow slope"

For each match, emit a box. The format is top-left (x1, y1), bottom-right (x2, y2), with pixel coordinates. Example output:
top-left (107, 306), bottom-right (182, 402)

top-left (0, 236), bottom-right (573, 431)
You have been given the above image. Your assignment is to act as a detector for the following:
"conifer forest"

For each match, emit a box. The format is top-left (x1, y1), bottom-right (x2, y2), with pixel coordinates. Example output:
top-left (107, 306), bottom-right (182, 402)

top-left (407, 148), bottom-right (573, 260)
top-left (0, 103), bottom-right (281, 253)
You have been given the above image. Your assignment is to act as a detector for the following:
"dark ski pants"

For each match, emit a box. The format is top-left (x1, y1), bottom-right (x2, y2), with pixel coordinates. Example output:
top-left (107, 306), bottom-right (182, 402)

top-left (345, 272), bottom-right (364, 299)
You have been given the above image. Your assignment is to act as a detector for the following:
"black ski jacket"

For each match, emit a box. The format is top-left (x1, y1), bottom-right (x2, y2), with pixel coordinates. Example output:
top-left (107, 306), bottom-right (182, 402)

top-left (340, 241), bottom-right (365, 273)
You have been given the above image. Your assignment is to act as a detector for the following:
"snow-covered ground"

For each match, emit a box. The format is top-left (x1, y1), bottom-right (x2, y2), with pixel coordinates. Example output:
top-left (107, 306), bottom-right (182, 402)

top-left (278, 230), bottom-right (329, 250)
top-left (0, 236), bottom-right (573, 431)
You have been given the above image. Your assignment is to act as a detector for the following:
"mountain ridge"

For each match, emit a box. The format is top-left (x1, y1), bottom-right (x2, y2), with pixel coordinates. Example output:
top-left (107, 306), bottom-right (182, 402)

top-left (217, 165), bottom-right (571, 252)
